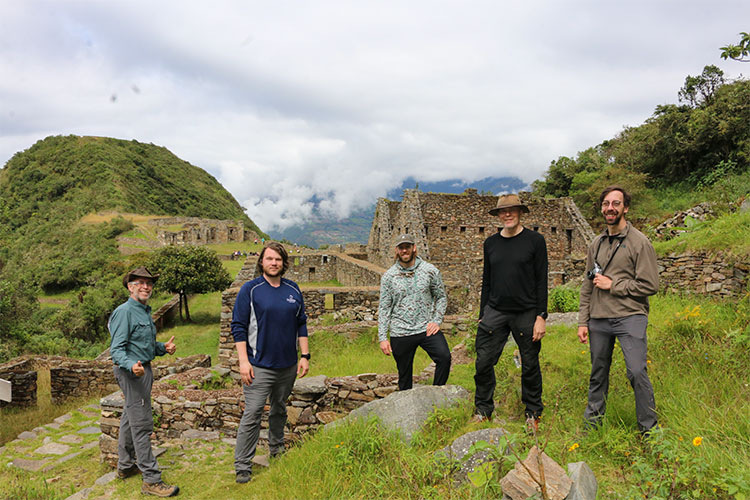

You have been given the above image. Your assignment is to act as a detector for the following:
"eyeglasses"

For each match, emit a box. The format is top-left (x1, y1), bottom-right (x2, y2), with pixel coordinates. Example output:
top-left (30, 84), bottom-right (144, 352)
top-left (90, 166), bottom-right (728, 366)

top-left (129, 280), bottom-right (154, 288)
top-left (601, 201), bottom-right (623, 208)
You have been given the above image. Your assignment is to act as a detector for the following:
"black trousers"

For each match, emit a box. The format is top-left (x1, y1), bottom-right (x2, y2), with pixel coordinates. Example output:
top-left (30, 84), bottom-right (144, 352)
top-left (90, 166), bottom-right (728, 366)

top-left (474, 308), bottom-right (543, 419)
top-left (390, 331), bottom-right (451, 390)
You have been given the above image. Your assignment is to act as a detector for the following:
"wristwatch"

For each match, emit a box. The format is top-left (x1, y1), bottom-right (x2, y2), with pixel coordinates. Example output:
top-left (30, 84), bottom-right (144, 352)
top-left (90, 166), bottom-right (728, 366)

top-left (538, 312), bottom-right (548, 320)
top-left (300, 353), bottom-right (311, 360)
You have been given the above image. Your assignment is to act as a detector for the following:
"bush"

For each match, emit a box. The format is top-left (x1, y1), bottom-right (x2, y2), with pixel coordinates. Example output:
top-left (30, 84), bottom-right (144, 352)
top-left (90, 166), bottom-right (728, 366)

top-left (549, 286), bottom-right (580, 313)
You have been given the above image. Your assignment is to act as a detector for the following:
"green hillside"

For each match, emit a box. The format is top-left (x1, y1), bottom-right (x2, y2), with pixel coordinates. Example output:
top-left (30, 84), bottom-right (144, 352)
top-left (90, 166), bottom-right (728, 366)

top-left (0, 135), bottom-right (264, 362)
top-left (532, 70), bottom-right (750, 226)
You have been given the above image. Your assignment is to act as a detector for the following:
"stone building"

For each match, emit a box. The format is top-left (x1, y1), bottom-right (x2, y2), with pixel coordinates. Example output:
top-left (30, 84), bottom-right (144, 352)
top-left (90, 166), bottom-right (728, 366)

top-left (367, 189), bottom-right (595, 287)
top-left (150, 217), bottom-right (258, 246)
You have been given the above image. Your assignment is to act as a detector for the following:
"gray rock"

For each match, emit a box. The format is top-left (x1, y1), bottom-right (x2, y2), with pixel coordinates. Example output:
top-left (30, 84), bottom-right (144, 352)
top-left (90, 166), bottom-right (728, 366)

top-left (76, 426), bottom-right (101, 435)
top-left (54, 413), bottom-right (72, 424)
top-left (740, 198), bottom-right (750, 213)
top-left (213, 367), bottom-right (231, 377)
top-left (252, 454), bottom-right (270, 467)
top-left (567, 462), bottom-right (597, 500)
top-left (182, 429), bottom-right (220, 440)
top-left (59, 435), bottom-right (83, 444)
top-left (327, 385), bottom-right (470, 442)
top-left (95, 471), bottom-right (117, 485)
top-left (153, 447), bottom-right (167, 458)
top-left (64, 487), bottom-right (92, 500)
top-left (222, 438), bottom-right (237, 446)
top-left (46, 423), bottom-right (62, 430)
top-left (292, 375), bottom-right (328, 395)
top-left (17, 431), bottom-right (37, 440)
top-left (100, 392), bottom-right (124, 409)
top-left (34, 442), bottom-right (71, 455)
top-left (437, 428), bottom-right (512, 483)
top-left (11, 458), bottom-right (49, 472)
top-left (81, 441), bottom-right (99, 451)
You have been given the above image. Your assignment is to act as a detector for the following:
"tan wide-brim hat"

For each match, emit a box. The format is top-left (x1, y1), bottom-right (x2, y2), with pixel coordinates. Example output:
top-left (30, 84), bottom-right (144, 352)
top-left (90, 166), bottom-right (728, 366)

top-left (488, 193), bottom-right (530, 215)
top-left (122, 266), bottom-right (160, 288)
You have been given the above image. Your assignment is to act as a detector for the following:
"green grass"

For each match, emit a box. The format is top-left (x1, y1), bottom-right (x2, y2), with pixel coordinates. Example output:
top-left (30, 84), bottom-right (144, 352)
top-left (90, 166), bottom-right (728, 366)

top-left (653, 209), bottom-right (750, 258)
top-left (4, 291), bottom-right (750, 499)
top-left (307, 327), bottom-right (466, 378)
top-left (156, 292), bottom-right (222, 364)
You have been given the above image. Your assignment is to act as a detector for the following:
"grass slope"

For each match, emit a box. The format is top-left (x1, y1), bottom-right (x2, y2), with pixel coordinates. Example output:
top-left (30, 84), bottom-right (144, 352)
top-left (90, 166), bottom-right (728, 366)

top-left (2, 290), bottom-right (749, 499)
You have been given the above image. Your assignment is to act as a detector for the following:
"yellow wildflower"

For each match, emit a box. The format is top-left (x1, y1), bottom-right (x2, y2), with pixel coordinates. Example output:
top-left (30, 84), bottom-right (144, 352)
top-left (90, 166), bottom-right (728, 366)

top-left (693, 436), bottom-right (703, 447)
top-left (568, 443), bottom-right (579, 451)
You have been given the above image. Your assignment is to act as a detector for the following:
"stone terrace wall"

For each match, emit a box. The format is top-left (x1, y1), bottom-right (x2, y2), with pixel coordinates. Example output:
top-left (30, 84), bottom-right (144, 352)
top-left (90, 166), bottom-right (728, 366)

top-left (285, 252), bottom-right (383, 287)
top-left (48, 355), bottom-right (211, 405)
top-left (0, 357), bottom-right (37, 408)
top-left (659, 251), bottom-right (749, 297)
top-left (99, 368), bottom-right (405, 467)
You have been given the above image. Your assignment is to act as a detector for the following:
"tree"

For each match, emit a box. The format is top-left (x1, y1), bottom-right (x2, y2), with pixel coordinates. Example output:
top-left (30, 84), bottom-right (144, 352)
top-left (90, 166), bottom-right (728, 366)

top-left (720, 31), bottom-right (750, 62)
top-left (678, 65), bottom-right (725, 107)
top-left (149, 245), bottom-right (232, 322)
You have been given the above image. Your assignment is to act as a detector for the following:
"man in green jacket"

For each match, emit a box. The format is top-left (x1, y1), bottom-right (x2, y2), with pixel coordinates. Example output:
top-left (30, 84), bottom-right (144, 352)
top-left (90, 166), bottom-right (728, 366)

top-left (109, 267), bottom-right (179, 497)
top-left (377, 234), bottom-right (450, 390)
top-left (578, 186), bottom-right (660, 433)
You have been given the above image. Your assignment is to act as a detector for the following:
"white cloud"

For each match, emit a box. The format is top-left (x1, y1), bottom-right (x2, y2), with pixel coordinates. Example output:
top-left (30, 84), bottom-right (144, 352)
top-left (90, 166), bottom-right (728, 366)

top-left (1, 0), bottom-right (749, 232)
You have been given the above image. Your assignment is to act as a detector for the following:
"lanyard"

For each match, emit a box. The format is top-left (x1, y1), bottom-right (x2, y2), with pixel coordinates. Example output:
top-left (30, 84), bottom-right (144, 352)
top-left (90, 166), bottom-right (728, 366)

top-left (594, 233), bottom-right (624, 274)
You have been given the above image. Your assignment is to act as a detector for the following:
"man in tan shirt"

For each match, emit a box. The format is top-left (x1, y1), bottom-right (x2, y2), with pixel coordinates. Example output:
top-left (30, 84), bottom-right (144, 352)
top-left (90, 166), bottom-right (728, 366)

top-left (578, 186), bottom-right (659, 433)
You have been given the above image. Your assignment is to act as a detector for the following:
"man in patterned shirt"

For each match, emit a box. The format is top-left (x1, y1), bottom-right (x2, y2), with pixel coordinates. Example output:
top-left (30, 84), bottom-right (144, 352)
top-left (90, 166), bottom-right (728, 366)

top-left (377, 234), bottom-right (451, 390)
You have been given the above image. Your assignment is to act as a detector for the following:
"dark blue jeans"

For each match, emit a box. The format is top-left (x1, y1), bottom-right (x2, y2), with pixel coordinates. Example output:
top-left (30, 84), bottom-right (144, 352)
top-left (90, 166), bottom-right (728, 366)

top-left (474, 308), bottom-right (543, 419)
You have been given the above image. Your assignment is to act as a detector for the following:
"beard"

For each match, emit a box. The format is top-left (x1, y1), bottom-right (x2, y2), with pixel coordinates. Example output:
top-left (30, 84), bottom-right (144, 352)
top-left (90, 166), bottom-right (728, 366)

top-left (263, 266), bottom-right (282, 277)
top-left (604, 210), bottom-right (623, 225)
top-left (397, 250), bottom-right (416, 264)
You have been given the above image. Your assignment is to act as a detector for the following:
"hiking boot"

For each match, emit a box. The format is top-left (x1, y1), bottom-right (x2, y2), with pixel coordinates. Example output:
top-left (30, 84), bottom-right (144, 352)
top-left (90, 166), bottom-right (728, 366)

top-left (116, 464), bottom-right (140, 479)
top-left (141, 481), bottom-right (180, 497)
top-left (269, 447), bottom-right (285, 458)
top-left (235, 471), bottom-right (252, 484)
top-left (470, 413), bottom-right (489, 423)
top-left (525, 416), bottom-right (540, 435)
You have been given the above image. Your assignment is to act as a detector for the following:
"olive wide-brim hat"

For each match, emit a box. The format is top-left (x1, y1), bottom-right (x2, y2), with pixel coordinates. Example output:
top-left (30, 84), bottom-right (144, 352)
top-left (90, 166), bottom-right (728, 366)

top-left (122, 266), bottom-right (160, 288)
top-left (488, 193), bottom-right (530, 216)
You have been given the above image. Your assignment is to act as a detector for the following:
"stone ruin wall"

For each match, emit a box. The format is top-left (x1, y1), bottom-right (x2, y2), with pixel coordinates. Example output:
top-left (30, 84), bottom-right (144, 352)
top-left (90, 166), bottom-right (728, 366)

top-left (367, 190), bottom-right (596, 303)
top-left (0, 354), bottom-right (210, 409)
top-left (659, 251), bottom-right (749, 297)
top-left (150, 217), bottom-right (259, 247)
top-left (99, 353), bottom-right (461, 467)
top-left (0, 358), bottom-right (37, 408)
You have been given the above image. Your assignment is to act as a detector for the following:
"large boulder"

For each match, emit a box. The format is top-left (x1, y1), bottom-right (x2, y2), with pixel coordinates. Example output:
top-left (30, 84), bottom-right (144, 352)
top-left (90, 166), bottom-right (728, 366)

top-left (326, 384), bottom-right (470, 442)
top-left (566, 461), bottom-right (597, 500)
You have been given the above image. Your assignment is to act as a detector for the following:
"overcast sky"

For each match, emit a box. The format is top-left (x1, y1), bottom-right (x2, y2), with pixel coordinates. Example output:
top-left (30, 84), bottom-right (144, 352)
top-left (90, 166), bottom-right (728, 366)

top-left (1, 1), bottom-right (747, 231)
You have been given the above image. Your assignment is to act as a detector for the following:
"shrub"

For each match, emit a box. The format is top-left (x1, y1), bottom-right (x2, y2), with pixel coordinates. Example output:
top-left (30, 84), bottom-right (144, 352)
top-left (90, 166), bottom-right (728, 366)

top-left (549, 286), bottom-right (580, 313)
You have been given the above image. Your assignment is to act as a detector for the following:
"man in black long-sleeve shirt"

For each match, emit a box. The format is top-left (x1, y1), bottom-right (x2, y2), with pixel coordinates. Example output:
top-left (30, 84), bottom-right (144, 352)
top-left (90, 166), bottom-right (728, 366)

top-left (473, 194), bottom-right (548, 432)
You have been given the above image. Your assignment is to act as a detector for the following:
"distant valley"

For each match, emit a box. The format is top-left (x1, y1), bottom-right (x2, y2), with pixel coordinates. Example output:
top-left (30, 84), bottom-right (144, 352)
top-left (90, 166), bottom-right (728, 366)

top-left (268, 176), bottom-right (527, 247)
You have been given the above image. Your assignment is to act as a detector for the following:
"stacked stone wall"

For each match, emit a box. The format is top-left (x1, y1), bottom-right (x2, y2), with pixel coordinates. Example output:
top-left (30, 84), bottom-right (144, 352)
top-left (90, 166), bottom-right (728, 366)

top-left (367, 189), bottom-right (595, 290)
top-left (0, 357), bottom-right (37, 408)
top-left (658, 252), bottom-right (749, 297)
top-left (149, 217), bottom-right (252, 246)
top-left (152, 295), bottom-right (180, 331)
top-left (99, 368), bottom-right (407, 467)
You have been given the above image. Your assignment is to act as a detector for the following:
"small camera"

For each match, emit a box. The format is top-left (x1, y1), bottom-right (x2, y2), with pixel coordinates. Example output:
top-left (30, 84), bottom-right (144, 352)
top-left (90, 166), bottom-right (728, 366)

top-left (586, 262), bottom-right (602, 280)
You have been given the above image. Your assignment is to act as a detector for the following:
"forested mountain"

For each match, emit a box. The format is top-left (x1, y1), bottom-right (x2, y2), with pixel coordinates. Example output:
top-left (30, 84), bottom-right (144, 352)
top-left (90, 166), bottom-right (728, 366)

top-left (0, 135), bottom-right (261, 290)
top-left (532, 69), bottom-right (750, 221)
top-left (0, 135), bottom-right (263, 362)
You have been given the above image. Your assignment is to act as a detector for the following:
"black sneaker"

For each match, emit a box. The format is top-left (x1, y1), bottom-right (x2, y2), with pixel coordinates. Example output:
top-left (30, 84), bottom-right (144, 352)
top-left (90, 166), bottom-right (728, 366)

top-left (236, 471), bottom-right (252, 484)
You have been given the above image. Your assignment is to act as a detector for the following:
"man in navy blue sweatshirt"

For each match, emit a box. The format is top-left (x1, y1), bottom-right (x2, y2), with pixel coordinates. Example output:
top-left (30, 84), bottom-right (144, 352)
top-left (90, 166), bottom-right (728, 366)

top-left (231, 242), bottom-right (309, 484)
top-left (473, 194), bottom-right (548, 433)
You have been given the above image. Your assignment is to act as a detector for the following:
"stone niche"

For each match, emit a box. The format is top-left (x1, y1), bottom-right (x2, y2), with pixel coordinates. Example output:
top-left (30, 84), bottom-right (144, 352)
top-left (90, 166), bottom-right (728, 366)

top-left (0, 357), bottom-right (38, 408)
